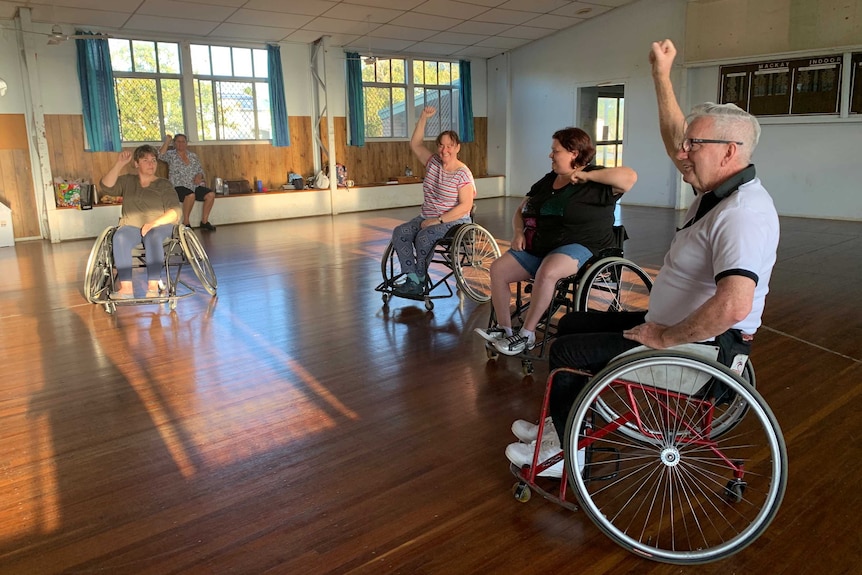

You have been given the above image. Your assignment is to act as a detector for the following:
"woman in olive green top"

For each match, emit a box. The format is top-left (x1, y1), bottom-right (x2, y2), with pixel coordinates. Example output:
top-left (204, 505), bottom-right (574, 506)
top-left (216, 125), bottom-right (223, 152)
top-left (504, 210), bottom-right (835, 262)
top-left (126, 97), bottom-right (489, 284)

top-left (99, 145), bottom-right (181, 299)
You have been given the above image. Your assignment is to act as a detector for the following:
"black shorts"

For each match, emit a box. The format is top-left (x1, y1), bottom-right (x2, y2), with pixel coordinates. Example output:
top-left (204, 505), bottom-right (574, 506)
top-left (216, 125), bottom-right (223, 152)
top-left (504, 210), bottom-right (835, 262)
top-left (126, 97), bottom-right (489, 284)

top-left (175, 186), bottom-right (212, 201)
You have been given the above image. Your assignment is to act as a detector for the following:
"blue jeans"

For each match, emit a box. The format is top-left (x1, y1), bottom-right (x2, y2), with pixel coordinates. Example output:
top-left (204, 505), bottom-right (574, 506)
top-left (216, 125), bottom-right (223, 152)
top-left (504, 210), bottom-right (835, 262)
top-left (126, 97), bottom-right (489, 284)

top-left (112, 224), bottom-right (174, 282)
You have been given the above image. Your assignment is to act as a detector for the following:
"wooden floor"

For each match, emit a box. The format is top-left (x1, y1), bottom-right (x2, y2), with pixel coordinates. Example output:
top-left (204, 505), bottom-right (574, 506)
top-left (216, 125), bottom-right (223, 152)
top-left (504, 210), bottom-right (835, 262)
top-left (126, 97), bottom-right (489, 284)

top-left (1, 198), bottom-right (860, 574)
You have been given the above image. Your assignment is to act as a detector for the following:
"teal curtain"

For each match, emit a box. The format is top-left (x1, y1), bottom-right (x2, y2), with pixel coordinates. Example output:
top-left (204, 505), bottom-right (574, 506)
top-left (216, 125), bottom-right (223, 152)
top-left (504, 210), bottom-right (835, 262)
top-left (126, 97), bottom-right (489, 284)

top-left (268, 45), bottom-right (291, 147)
top-left (458, 60), bottom-right (474, 143)
top-left (75, 34), bottom-right (121, 152)
top-left (346, 52), bottom-right (365, 147)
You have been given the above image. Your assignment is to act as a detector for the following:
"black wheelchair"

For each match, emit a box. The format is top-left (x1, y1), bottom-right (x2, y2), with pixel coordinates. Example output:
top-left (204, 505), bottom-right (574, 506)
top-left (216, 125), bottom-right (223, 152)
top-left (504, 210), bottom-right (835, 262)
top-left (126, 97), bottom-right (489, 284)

top-left (376, 221), bottom-right (500, 311)
top-left (84, 224), bottom-right (217, 313)
top-left (487, 226), bottom-right (654, 374)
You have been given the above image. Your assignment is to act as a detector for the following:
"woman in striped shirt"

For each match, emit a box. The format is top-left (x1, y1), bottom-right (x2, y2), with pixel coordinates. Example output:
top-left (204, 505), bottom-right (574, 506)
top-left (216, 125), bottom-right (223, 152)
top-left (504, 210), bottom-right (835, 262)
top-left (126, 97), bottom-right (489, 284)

top-left (390, 106), bottom-right (476, 296)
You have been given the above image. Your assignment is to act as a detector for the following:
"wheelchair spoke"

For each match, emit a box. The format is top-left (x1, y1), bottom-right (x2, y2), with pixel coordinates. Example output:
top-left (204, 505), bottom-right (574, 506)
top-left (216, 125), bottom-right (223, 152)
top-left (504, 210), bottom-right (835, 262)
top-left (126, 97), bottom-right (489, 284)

top-left (566, 351), bottom-right (787, 564)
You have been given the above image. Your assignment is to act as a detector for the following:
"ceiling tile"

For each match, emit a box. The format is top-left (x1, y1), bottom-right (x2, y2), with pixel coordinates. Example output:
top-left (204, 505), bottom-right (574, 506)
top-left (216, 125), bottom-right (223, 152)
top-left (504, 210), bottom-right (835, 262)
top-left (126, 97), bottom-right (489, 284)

top-left (34, 0), bottom-right (142, 12)
top-left (229, 9), bottom-right (314, 28)
top-left (403, 41), bottom-right (461, 56)
top-left (29, 6), bottom-right (131, 29)
top-left (453, 46), bottom-right (508, 59)
top-left (473, 8), bottom-right (537, 25)
top-left (387, 12), bottom-right (461, 31)
top-left (448, 20), bottom-right (512, 35)
top-left (523, 13), bottom-right (583, 29)
top-left (125, 14), bottom-right (219, 36)
top-left (243, 0), bottom-right (337, 17)
top-left (363, 36), bottom-right (416, 52)
top-left (210, 22), bottom-right (294, 41)
top-left (319, 3), bottom-right (404, 23)
top-left (497, 0), bottom-right (570, 11)
top-left (0, 1), bottom-right (17, 19)
top-left (459, 0), bottom-right (508, 6)
top-left (413, 0), bottom-right (490, 19)
top-left (498, 25), bottom-right (554, 40)
top-left (426, 31), bottom-right (489, 45)
top-left (476, 35), bottom-right (529, 49)
top-left (342, 0), bottom-right (425, 8)
top-left (582, 0), bottom-right (635, 7)
top-left (550, 2), bottom-right (612, 18)
top-left (285, 29), bottom-right (327, 43)
top-left (304, 16), bottom-right (380, 35)
top-left (138, 0), bottom-right (236, 22)
top-left (176, 0), bottom-right (247, 6)
top-left (369, 24), bottom-right (437, 42)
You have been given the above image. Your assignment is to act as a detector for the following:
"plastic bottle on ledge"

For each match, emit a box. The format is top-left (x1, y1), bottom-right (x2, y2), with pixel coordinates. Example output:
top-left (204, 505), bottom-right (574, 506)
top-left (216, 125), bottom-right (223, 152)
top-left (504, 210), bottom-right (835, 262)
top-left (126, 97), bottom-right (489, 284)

top-left (405, 166), bottom-right (413, 177)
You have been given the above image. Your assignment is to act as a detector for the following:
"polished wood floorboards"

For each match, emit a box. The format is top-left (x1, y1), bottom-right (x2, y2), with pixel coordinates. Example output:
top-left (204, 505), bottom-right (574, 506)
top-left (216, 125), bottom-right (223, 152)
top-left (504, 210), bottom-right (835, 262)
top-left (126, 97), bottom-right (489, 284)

top-left (1, 198), bottom-right (860, 574)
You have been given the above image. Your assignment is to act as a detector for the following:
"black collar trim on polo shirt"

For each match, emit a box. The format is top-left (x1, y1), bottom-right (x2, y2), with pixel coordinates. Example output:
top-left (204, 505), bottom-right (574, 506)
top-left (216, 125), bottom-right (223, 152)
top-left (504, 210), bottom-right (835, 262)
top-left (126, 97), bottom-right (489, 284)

top-left (679, 164), bottom-right (756, 231)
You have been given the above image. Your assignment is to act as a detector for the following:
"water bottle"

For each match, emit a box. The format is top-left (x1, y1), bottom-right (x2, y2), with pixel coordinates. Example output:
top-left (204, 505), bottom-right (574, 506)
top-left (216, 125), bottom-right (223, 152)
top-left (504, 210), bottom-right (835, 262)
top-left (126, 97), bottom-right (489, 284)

top-left (405, 166), bottom-right (413, 177)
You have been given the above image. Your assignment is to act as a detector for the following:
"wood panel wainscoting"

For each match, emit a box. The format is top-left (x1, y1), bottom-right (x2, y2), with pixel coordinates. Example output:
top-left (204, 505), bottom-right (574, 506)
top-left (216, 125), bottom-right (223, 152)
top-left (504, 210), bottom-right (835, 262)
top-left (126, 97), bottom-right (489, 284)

top-left (44, 115), bottom-right (489, 194)
top-left (0, 199), bottom-right (860, 573)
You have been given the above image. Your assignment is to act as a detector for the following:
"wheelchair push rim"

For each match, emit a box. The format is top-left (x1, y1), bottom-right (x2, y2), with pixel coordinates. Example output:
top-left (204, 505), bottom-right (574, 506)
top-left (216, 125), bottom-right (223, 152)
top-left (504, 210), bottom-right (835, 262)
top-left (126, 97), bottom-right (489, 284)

top-left (179, 226), bottom-right (218, 296)
top-left (564, 351), bottom-right (787, 564)
top-left (451, 223), bottom-right (500, 303)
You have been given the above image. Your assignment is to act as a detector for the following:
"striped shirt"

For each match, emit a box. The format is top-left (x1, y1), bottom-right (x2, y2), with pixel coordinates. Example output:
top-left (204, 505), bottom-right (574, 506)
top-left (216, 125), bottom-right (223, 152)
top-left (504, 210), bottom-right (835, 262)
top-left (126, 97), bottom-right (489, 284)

top-left (420, 154), bottom-right (475, 218)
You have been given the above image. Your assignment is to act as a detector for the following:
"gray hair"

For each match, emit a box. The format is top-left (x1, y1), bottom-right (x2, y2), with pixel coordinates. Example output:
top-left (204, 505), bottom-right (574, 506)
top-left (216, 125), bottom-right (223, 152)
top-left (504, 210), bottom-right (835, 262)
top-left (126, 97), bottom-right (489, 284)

top-left (686, 102), bottom-right (760, 161)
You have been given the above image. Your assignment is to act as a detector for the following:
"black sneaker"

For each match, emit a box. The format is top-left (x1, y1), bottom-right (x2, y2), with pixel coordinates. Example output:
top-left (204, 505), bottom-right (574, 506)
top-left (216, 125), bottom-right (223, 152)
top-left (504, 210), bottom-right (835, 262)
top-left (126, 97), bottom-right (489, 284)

top-left (200, 221), bottom-right (216, 231)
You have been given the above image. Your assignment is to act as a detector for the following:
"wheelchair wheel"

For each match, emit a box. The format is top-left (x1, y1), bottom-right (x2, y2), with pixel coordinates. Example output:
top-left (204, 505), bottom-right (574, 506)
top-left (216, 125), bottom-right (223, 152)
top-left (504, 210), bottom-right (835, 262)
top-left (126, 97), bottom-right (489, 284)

top-left (84, 227), bottom-right (115, 303)
top-left (450, 224), bottom-right (500, 303)
top-left (380, 241), bottom-right (402, 287)
top-left (563, 351), bottom-right (786, 564)
top-left (179, 226), bottom-right (217, 295)
top-left (574, 257), bottom-right (652, 313)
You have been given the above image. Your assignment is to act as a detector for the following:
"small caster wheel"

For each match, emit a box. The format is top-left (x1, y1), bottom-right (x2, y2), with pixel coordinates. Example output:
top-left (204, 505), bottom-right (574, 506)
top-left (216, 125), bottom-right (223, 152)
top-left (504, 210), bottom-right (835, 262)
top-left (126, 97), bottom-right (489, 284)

top-left (512, 481), bottom-right (531, 503)
top-left (486, 345), bottom-right (498, 360)
top-left (724, 479), bottom-right (746, 503)
top-left (424, 298), bottom-right (434, 311)
top-left (382, 293), bottom-right (390, 304)
top-left (169, 299), bottom-right (177, 310)
top-left (522, 359), bottom-right (534, 376)
top-left (105, 302), bottom-right (116, 314)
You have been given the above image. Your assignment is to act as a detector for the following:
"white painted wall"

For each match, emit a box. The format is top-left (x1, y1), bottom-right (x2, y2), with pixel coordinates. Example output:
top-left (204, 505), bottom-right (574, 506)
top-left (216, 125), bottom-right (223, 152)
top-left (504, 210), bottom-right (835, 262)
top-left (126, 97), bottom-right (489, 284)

top-left (0, 24), bottom-right (25, 113)
top-left (505, 0), bottom-right (687, 208)
top-left (687, 65), bottom-right (862, 221)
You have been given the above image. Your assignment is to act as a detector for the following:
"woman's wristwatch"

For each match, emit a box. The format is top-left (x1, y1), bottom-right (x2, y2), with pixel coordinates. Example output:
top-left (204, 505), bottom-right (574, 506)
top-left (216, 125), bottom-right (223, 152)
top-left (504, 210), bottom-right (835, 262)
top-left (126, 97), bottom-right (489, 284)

top-left (438, 216), bottom-right (444, 224)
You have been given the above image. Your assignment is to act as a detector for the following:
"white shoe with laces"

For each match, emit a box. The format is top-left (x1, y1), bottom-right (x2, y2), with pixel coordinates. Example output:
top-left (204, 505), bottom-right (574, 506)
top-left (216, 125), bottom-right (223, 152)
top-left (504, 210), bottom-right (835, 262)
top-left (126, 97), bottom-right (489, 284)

top-left (493, 331), bottom-right (536, 356)
top-left (474, 326), bottom-right (508, 343)
top-left (506, 433), bottom-right (585, 479)
top-left (511, 417), bottom-right (556, 444)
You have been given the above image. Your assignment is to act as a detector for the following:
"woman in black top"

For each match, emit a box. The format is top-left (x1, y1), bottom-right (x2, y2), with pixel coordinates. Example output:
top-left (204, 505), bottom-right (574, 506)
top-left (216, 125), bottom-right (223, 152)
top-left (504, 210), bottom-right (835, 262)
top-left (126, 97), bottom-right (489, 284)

top-left (475, 127), bottom-right (637, 356)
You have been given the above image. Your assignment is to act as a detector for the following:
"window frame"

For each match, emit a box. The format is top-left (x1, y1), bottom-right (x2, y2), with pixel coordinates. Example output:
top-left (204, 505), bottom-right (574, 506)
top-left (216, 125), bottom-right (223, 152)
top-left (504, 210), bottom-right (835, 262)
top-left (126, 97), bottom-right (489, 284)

top-left (109, 38), bottom-right (272, 145)
top-left (359, 56), bottom-right (461, 141)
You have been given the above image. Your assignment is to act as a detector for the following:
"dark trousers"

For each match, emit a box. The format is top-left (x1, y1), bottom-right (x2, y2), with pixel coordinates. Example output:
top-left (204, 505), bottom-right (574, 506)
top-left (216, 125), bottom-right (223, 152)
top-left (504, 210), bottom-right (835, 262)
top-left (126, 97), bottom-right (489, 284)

top-left (546, 311), bottom-right (752, 442)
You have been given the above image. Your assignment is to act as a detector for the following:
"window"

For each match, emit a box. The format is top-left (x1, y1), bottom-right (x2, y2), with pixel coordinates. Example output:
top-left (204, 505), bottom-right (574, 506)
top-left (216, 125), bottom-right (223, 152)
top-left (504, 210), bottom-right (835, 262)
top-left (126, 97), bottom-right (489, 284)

top-left (109, 39), bottom-right (184, 143)
top-left (594, 87), bottom-right (625, 167)
top-left (361, 57), bottom-right (459, 139)
top-left (109, 40), bottom-right (271, 143)
top-left (191, 44), bottom-right (270, 141)
top-left (851, 52), bottom-right (862, 114)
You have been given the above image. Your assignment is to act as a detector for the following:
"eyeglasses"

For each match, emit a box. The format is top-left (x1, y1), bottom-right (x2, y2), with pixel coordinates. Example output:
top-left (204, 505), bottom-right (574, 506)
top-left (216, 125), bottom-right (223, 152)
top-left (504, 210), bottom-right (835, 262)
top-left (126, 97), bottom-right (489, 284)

top-left (680, 138), bottom-right (743, 152)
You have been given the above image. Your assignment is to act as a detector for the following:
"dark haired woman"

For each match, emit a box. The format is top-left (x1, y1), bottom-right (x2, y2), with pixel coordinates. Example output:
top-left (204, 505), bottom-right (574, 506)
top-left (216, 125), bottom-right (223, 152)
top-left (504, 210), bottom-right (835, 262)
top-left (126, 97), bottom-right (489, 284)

top-left (475, 127), bottom-right (637, 355)
top-left (390, 106), bottom-right (476, 296)
top-left (99, 145), bottom-right (181, 299)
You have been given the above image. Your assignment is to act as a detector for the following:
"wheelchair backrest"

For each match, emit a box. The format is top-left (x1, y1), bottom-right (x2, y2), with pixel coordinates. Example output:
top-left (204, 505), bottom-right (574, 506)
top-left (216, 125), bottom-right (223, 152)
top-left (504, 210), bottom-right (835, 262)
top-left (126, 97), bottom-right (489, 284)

top-left (616, 343), bottom-right (723, 396)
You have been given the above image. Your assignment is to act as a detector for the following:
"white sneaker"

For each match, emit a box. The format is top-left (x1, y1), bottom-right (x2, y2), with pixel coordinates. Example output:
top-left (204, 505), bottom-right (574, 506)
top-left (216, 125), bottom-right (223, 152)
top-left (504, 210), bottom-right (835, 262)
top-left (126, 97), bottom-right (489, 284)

top-left (506, 438), bottom-right (563, 478)
top-left (511, 416), bottom-right (556, 444)
top-left (505, 437), bottom-right (586, 479)
top-left (493, 331), bottom-right (536, 356)
top-left (474, 327), bottom-right (507, 343)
